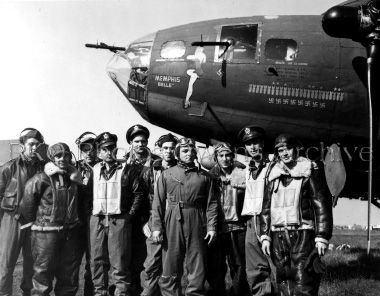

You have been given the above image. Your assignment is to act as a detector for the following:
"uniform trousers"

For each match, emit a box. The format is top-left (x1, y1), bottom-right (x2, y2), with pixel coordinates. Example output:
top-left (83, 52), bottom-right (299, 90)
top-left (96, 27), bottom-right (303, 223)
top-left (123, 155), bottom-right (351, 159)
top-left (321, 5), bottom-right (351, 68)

top-left (245, 217), bottom-right (272, 296)
top-left (79, 216), bottom-right (95, 296)
top-left (90, 214), bottom-right (132, 296)
top-left (0, 211), bottom-right (33, 296)
top-left (140, 218), bottom-right (164, 296)
top-left (131, 219), bottom-right (147, 296)
top-left (207, 228), bottom-right (250, 296)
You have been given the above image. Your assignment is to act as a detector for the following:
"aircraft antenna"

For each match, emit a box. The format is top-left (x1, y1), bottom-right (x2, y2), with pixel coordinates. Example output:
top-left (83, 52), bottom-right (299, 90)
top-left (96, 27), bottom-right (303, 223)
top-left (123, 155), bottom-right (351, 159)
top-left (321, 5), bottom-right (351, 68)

top-left (367, 47), bottom-right (376, 256)
top-left (322, 0), bottom-right (380, 255)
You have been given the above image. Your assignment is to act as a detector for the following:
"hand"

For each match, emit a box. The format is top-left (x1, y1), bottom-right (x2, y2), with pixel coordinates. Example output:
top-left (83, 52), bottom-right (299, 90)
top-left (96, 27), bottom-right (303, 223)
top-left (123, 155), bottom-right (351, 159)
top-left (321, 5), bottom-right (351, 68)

top-left (204, 230), bottom-right (217, 245)
top-left (152, 230), bottom-right (163, 244)
top-left (261, 240), bottom-right (271, 256)
top-left (316, 241), bottom-right (327, 256)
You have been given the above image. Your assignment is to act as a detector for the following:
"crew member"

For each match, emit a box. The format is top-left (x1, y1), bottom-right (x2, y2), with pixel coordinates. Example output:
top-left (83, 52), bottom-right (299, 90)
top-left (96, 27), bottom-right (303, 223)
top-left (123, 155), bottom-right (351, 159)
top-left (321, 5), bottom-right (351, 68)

top-left (126, 124), bottom-right (160, 167)
top-left (20, 142), bottom-right (83, 296)
top-left (126, 124), bottom-right (160, 296)
top-left (140, 133), bottom-right (178, 296)
top-left (0, 128), bottom-right (44, 296)
top-left (238, 126), bottom-right (273, 296)
top-left (90, 132), bottom-right (144, 296)
top-left (208, 142), bottom-right (250, 296)
top-left (76, 132), bottom-right (98, 296)
top-left (151, 137), bottom-right (218, 296)
top-left (260, 134), bottom-right (333, 296)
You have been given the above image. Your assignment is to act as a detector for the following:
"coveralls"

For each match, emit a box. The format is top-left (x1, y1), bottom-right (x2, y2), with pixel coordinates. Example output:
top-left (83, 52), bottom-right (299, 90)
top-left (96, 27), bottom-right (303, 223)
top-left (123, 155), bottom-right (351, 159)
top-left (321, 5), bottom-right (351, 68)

top-left (260, 158), bottom-right (333, 296)
top-left (208, 163), bottom-right (250, 296)
top-left (140, 159), bottom-right (177, 296)
top-left (152, 163), bottom-right (218, 296)
top-left (0, 155), bottom-right (43, 296)
top-left (242, 157), bottom-right (273, 296)
top-left (90, 161), bottom-right (143, 296)
top-left (20, 162), bottom-right (83, 296)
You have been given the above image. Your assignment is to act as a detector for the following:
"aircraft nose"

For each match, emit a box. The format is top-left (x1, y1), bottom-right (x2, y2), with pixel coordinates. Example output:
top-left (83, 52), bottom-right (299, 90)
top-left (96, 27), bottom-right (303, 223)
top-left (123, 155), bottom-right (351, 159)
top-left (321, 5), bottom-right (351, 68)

top-left (107, 34), bottom-right (155, 121)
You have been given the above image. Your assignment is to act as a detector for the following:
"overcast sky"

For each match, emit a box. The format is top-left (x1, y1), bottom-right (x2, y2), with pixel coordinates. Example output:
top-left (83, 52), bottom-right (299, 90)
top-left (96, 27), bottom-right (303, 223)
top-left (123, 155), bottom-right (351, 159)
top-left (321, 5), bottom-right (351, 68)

top-left (0, 0), bottom-right (341, 147)
top-left (2, 0), bottom-right (378, 226)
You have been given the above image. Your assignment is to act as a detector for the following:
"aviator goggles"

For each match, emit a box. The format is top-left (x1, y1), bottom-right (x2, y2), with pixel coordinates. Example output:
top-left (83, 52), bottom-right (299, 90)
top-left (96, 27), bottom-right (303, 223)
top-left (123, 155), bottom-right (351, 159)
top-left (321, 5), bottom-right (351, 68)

top-left (214, 142), bottom-right (233, 155)
top-left (177, 137), bottom-right (196, 147)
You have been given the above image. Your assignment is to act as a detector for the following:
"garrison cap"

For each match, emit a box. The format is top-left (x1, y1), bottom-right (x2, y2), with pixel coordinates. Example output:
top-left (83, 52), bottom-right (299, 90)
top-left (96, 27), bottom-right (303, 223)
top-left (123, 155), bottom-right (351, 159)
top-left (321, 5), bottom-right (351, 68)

top-left (47, 142), bottom-right (72, 161)
top-left (95, 132), bottom-right (117, 149)
top-left (156, 133), bottom-right (178, 147)
top-left (126, 124), bottom-right (150, 144)
top-left (237, 126), bottom-right (265, 143)
top-left (19, 128), bottom-right (44, 144)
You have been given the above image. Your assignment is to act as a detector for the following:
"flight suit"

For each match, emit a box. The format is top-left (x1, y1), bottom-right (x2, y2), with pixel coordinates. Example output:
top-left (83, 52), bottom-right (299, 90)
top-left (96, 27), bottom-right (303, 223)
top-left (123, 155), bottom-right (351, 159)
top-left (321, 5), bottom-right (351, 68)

top-left (152, 164), bottom-right (218, 296)
top-left (260, 158), bottom-right (333, 296)
top-left (140, 159), bottom-right (177, 296)
top-left (0, 156), bottom-right (43, 296)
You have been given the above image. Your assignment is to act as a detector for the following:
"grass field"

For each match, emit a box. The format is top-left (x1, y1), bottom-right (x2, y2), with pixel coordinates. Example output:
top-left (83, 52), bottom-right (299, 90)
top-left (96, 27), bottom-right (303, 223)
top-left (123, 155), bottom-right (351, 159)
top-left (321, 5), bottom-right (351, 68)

top-left (319, 229), bottom-right (380, 296)
top-left (11, 229), bottom-right (380, 295)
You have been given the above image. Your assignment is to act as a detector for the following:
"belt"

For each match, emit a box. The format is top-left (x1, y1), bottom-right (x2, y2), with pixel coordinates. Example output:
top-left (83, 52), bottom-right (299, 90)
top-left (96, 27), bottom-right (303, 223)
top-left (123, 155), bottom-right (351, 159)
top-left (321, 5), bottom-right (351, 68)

top-left (271, 225), bottom-right (300, 232)
top-left (167, 201), bottom-right (202, 209)
top-left (167, 201), bottom-right (203, 222)
top-left (271, 224), bottom-right (314, 232)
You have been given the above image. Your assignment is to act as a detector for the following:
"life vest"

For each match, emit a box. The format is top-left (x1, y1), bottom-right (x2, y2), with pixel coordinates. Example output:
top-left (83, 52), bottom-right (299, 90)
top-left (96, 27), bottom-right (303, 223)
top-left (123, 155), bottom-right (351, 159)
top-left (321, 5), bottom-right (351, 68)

top-left (270, 178), bottom-right (303, 226)
top-left (241, 163), bottom-right (270, 216)
top-left (92, 162), bottom-right (125, 215)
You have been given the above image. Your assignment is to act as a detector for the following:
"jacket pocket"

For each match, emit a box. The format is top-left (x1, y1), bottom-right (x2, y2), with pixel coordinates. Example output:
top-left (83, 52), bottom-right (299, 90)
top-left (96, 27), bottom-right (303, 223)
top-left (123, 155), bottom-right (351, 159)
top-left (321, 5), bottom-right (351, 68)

top-left (1, 191), bottom-right (17, 210)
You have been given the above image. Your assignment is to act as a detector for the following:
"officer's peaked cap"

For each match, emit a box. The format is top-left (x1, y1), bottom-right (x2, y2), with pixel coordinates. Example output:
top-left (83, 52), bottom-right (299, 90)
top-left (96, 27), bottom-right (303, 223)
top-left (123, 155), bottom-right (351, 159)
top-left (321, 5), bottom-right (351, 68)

top-left (126, 124), bottom-right (150, 144)
top-left (237, 126), bottom-right (265, 143)
top-left (95, 132), bottom-right (117, 149)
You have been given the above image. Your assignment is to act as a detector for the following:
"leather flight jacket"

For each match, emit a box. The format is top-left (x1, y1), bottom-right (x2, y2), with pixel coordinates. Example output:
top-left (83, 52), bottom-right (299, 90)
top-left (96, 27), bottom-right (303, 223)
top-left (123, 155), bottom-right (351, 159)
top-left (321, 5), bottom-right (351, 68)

top-left (0, 156), bottom-right (43, 212)
top-left (260, 161), bottom-right (333, 242)
top-left (20, 171), bottom-right (81, 230)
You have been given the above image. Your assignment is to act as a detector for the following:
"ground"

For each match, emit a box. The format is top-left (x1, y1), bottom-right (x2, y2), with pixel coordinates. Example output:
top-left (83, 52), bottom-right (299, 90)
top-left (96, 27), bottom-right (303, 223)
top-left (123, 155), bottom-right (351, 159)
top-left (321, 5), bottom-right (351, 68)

top-left (11, 229), bottom-right (380, 295)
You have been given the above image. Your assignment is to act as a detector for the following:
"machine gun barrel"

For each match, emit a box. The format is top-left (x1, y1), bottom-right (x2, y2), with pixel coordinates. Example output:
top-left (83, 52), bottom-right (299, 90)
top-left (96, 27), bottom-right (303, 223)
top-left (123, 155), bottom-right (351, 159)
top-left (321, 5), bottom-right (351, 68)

top-left (85, 42), bottom-right (126, 52)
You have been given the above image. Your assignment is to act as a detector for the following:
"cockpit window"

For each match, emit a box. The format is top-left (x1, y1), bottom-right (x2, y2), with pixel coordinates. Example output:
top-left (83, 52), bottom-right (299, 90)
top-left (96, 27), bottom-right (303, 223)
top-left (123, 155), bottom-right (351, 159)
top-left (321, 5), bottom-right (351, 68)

top-left (216, 24), bottom-right (259, 62)
top-left (265, 39), bottom-right (298, 61)
top-left (124, 41), bottom-right (153, 68)
top-left (160, 41), bottom-right (186, 59)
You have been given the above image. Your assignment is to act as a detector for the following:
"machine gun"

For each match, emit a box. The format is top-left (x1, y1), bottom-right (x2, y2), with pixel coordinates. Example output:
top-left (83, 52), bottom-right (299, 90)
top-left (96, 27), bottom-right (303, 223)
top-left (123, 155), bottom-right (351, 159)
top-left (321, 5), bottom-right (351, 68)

top-left (85, 42), bottom-right (126, 53)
